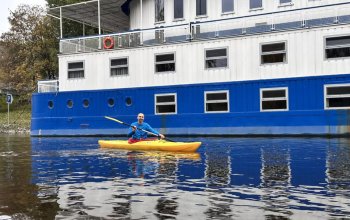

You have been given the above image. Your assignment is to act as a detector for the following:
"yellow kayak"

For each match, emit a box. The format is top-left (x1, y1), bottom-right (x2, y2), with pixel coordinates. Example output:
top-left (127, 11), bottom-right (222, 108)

top-left (98, 140), bottom-right (201, 152)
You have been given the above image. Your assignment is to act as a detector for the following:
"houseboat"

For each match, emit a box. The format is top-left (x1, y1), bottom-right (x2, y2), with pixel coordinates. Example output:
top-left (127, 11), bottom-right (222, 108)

top-left (32, 0), bottom-right (350, 136)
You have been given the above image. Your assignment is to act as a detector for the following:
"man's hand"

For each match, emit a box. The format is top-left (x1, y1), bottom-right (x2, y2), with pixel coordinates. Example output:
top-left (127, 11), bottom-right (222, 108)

top-left (132, 126), bottom-right (136, 132)
top-left (159, 134), bottom-right (165, 139)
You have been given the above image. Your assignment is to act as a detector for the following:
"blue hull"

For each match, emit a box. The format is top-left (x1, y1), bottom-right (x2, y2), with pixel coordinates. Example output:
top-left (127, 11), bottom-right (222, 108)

top-left (31, 74), bottom-right (350, 136)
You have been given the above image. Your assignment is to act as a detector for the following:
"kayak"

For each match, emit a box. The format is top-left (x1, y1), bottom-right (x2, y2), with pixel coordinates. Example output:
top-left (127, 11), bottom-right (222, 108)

top-left (98, 140), bottom-right (201, 152)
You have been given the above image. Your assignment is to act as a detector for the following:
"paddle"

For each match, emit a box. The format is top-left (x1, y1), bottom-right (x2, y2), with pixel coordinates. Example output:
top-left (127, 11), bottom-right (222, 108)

top-left (105, 116), bottom-right (175, 142)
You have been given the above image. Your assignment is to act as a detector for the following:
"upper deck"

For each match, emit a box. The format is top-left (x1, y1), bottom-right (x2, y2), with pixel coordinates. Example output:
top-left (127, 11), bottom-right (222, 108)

top-left (50, 0), bottom-right (350, 55)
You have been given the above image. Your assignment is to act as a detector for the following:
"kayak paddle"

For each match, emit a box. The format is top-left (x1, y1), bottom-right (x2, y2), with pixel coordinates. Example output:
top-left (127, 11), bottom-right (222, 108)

top-left (105, 116), bottom-right (175, 142)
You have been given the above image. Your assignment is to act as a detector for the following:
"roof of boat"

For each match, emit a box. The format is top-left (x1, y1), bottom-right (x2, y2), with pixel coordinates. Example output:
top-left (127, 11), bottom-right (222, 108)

top-left (48, 0), bottom-right (132, 33)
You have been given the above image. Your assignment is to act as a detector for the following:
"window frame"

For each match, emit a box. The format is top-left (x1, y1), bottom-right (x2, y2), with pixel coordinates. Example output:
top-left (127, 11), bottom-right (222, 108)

top-left (279, 0), bottom-right (292, 4)
top-left (174, 0), bottom-right (184, 20)
top-left (324, 83), bottom-right (350, 110)
top-left (155, 0), bottom-right (165, 23)
top-left (324, 34), bottom-right (350, 60)
top-left (260, 87), bottom-right (289, 112)
top-left (67, 61), bottom-right (85, 79)
top-left (249, 0), bottom-right (263, 10)
top-left (196, 0), bottom-right (207, 17)
top-left (110, 57), bottom-right (129, 77)
top-left (204, 90), bottom-right (230, 113)
top-left (260, 41), bottom-right (287, 65)
top-left (221, 0), bottom-right (234, 14)
top-left (154, 52), bottom-right (176, 73)
top-left (204, 47), bottom-right (229, 69)
top-left (155, 93), bottom-right (177, 115)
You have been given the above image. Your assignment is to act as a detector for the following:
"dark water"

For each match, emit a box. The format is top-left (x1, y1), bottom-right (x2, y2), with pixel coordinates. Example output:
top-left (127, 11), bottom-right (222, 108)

top-left (0, 136), bottom-right (350, 219)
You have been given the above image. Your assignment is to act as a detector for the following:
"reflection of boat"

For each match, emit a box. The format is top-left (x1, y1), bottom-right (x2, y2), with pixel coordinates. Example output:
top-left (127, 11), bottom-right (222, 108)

top-left (99, 140), bottom-right (201, 152)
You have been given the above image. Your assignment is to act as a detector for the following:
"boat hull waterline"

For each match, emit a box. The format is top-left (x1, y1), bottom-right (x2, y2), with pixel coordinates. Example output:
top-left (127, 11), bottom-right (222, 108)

top-left (98, 140), bottom-right (202, 152)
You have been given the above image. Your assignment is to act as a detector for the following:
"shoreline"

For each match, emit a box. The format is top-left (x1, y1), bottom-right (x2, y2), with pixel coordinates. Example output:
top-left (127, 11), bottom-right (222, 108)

top-left (0, 125), bottom-right (30, 135)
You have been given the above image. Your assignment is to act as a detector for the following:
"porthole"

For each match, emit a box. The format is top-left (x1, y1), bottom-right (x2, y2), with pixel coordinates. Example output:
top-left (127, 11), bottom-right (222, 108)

top-left (48, 100), bottom-right (54, 109)
top-left (83, 99), bottom-right (89, 108)
top-left (125, 97), bottom-right (132, 106)
top-left (108, 98), bottom-right (115, 107)
top-left (67, 100), bottom-right (73, 108)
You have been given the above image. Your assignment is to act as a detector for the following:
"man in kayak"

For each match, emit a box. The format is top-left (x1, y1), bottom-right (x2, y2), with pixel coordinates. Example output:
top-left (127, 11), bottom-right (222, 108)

top-left (127, 113), bottom-right (165, 143)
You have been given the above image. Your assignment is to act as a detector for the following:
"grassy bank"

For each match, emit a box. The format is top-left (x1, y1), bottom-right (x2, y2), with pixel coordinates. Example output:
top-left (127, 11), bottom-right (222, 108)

top-left (0, 102), bottom-right (31, 134)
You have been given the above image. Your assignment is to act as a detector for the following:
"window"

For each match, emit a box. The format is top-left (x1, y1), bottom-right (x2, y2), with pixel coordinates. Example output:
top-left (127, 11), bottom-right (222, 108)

top-left (155, 53), bottom-right (175, 73)
top-left (174, 0), bottom-right (183, 19)
top-left (260, 88), bottom-right (288, 111)
top-left (205, 48), bottom-right (228, 69)
top-left (261, 42), bottom-right (287, 64)
top-left (83, 99), bottom-right (89, 108)
top-left (205, 91), bottom-right (229, 113)
top-left (125, 97), bottom-right (132, 106)
top-left (48, 100), bottom-right (54, 109)
top-left (222, 0), bottom-right (234, 13)
top-left (68, 61), bottom-right (84, 79)
top-left (155, 93), bottom-right (177, 114)
top-left (280, 0), bottom-right (292, 3)
top-left (250, 0), bottom-right (262, 9)
top-left (324, 84), bottom-right (350, 109)
top-left (110, 58), bottom-right (128, 76)
top-left (108, 98), bottom-right (115, 107)
top-left (67, 100), bottom-right (74, 108)
top-left (196, 0), bottom-right (206, 16)
top-left (155, 0), bottom-right (164, 22)
top-left (325, 35), bottom-right (350, 59)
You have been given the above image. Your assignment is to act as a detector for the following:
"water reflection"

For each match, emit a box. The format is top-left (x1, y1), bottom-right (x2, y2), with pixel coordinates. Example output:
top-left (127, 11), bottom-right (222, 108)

top-left (1, 136), bottom-right (350, 219)
top-left (260, 146), bottom-right (292, 218)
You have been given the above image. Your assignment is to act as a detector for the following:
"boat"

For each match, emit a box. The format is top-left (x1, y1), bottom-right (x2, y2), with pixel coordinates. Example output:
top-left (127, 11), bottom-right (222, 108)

top-left (98, 140), bottom-right (202, 152)
top-left (31, 0), bottom-right (350, 137)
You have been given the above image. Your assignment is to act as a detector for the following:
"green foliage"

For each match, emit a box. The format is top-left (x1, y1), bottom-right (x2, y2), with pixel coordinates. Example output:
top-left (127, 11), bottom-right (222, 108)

top-left (0, 5), bottom-right (59, 102)
top-left (0, 103), bottom-right (31, 132)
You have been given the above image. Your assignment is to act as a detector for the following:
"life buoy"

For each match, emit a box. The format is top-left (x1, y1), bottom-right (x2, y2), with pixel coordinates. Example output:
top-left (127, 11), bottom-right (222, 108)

top-left (103, 36), bottom-right (114, 49)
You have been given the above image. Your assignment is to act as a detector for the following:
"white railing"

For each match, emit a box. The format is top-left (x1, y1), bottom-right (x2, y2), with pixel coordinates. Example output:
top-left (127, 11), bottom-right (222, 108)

top-left (60, 24), bottom-right (190, 54)
top-left (38, 80), bottom-right (59, 93)
top-left (59, 3), bottom-right (350, 54)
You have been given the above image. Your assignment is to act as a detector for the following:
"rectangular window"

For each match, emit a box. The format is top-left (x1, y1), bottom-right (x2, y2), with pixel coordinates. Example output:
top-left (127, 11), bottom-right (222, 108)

top-left (250, 0), bottom-right (262, 9)
top-left (222, 0), bottom-right (234, 13)
top-left (325, 35), bottom-right (350, 59)
top-left (68, 61), bottom-right (84, 79)
top-left (196, 0), bottom-right (207, 16)
top-left (205, 91), bottom-right (229, 113)
top-left (174, 0), bottom-right (183, 19)
top-left (155, 0), bottom-right (164, 22)
top-left (280, 0), bottom-right (291, 3)
top-left (110, 58), bottom-right (128, 76)
top-left (205, 48), bottom-right (228, 69)
top-left (261, 42), bottom-right (287, 64)
top-left (155, 53), bottom-right (175, 73)
top-left (155, 93), bottom-right (177, 114)
top-left (260, 88), bottom-right (288, 111)
top-left (324, 84), bottom-right (350, 109)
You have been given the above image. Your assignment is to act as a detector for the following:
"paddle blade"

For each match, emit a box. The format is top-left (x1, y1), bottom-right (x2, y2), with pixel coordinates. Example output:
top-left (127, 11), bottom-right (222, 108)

top-left (105, 116), bottom-right (123, 124)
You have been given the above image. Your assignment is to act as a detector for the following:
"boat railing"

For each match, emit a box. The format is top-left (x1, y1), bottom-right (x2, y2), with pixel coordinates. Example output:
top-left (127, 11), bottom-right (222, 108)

top-left (59, 3), bottom-right (350, 55)
top-left (60, 24), bottom-right (190, 54)
top-left (37, 80), bottom-right (59, 93)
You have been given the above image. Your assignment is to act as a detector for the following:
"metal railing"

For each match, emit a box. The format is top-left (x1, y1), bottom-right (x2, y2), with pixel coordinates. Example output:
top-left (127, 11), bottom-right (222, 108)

top-left (37, 80), bottom-right (59, 93)
top-left (59, 3), bottom-right (350, 54)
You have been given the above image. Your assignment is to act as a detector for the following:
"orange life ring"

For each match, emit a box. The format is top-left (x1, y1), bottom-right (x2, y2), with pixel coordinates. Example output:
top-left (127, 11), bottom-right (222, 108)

top-left (103, 36), bottom-right (114, 49)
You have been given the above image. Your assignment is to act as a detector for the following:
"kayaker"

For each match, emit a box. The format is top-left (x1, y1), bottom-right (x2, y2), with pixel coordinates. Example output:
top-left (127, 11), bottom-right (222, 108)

top-left (127, 113), bottom-right (165, 143)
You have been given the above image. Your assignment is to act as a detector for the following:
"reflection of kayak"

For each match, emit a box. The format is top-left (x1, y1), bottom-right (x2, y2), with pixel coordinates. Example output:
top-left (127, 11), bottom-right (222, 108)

top-left (98, 140), bottom-right (201, 152)
top-left (138, 151), bottom-right (201, 161)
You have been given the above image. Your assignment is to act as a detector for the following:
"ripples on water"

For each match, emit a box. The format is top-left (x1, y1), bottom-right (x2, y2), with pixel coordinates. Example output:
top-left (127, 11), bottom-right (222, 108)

top-left (0, 136), bottom-right (350, 219)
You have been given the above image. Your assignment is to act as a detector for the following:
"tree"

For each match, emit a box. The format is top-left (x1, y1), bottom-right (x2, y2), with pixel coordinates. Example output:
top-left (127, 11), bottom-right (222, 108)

top-left (0, 5), bottom-right (59, 101)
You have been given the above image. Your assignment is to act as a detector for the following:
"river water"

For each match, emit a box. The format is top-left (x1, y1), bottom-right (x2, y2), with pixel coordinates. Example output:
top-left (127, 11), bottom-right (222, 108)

top-left (0, 135), bottom-right (349, 219)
